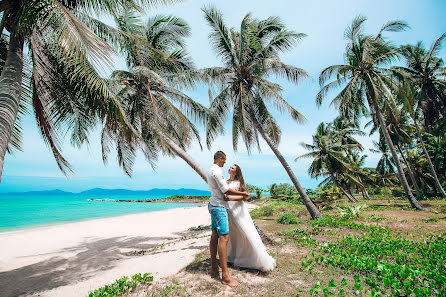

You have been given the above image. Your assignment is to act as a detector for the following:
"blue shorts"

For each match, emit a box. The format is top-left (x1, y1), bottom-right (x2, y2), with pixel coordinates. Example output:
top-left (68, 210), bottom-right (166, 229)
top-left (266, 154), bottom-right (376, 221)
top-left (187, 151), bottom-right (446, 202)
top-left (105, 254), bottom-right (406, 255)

top-left (208, 203), bottom-right (229, 235)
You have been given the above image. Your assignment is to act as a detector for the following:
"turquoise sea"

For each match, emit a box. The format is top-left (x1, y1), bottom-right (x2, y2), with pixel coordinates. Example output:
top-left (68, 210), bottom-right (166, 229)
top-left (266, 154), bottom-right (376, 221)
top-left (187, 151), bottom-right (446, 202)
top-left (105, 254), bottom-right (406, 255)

top-left (0, 193), bottom-right (199, 232)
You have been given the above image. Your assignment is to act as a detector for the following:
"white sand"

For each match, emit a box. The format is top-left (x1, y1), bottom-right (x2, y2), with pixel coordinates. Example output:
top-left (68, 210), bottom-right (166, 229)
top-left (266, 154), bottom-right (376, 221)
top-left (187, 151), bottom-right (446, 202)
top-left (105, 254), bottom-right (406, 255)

top-left (0, 204), bottom-right (212, 297)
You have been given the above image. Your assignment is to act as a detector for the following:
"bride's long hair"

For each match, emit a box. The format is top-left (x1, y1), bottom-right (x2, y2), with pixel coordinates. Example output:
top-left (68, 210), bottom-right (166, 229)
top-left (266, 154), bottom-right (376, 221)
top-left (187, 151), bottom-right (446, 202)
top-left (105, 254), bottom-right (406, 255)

top-left (233, 164), bottom-right (248, 192)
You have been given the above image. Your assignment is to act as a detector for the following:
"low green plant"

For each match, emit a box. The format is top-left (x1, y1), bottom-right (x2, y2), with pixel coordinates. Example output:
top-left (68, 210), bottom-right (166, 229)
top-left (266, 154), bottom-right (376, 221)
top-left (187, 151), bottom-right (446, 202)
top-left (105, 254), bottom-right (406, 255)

top-left (307, 230), bottom-right (445, 296)
top-left (88, 273), bottom-right (153, 297)
top-left (312, 215), bottom-right (388, 232)
top-left (189, 225), bottom-right (211, 231)
top-left (336, 204), bottom-right (368, 218)
top-left (250, 204), bottom-right (274, 218)
top-left (277, 212), bottom-right (299, 224)
top-left (422, 218), bottom-right (439, 223)
top-left (278, 228), bottom-right (318, 247)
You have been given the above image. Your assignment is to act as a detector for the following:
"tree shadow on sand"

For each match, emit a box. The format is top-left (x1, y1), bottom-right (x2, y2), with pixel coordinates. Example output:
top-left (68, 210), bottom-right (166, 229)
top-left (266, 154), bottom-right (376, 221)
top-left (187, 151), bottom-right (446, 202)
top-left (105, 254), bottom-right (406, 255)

top-left (0, 235), bottom-right (173, 297)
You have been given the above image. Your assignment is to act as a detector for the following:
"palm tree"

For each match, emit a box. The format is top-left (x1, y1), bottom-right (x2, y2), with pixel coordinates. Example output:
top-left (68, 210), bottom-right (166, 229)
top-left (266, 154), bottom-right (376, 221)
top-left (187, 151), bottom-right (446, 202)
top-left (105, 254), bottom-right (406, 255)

top-left (369, 103), bottom-right (422, 196)
top-left (0, 0), bottom-right (182, 181)
top-left (346, 151), bottom-right (372, 199)
top-left (297, 122), bottom-right (360, 202)
top-left (200, 6), bottom-right (321, 218)
top-left (370, 139), bottom-right (398, 187)
top-left (396, 34), bottom-right (446, 130)
top-left (102, 10), bottom-right (209, 181)
top-left (317, 16), bottom-right (424, 210)
top-left (395, 40), bottom-right (446, 197)
top-left (425, 130), bottom-right (446, 186)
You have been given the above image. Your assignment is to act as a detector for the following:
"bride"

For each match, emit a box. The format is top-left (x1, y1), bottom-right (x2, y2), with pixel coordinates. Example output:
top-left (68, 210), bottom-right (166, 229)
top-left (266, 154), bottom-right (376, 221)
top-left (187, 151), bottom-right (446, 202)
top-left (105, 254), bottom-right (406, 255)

top-left (224, 164), bottom-right (276, 272)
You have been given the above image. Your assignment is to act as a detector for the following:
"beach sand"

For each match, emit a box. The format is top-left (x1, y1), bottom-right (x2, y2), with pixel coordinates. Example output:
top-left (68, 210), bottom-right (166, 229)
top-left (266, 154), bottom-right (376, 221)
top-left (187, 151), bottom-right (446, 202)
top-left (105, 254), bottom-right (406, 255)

top-left (0, 204), bottom-right (211, 297)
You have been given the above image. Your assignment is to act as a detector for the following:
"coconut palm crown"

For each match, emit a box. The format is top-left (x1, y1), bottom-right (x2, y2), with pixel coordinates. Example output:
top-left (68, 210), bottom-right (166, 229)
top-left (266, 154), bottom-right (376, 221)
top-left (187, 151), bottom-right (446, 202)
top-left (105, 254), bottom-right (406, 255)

top-left (200, 6), bottom-right (321, 218)
top-left (102, 9), bottom-right (209, 180)
top-left (0, 0), bottom-right (183, 181)
top-left (316, 15), bottom-right (424, 210)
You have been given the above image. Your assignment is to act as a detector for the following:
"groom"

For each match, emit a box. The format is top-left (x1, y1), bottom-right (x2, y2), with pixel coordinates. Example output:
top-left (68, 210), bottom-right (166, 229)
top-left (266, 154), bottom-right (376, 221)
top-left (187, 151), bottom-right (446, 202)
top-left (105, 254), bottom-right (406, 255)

top-left (207, 151), bottom-right (249, 286)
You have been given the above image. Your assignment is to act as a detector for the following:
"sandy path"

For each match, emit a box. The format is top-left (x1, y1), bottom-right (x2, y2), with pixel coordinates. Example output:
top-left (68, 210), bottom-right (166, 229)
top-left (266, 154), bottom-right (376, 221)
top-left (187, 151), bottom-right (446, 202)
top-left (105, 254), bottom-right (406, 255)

top-left (0, 204), bottom-right (211, 297)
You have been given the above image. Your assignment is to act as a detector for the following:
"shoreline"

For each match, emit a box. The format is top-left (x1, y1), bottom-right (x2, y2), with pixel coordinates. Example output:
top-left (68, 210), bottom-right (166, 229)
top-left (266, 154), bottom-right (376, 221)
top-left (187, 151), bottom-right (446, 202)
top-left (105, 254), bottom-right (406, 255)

top-left (0, 204), bottom-right (212, 297)
top-left (0, 200), bottom-right (203, 235)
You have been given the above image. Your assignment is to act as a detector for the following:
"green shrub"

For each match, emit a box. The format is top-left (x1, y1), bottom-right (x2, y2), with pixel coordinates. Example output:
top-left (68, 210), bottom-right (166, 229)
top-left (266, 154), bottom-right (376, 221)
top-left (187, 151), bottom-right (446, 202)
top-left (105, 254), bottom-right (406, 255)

top-left (250, 205), bottom-right (273, 218)
top-left (88, 273), bottom-right (153, 297)
top-left (336, 204), bottom-right (368, 218)
top-left (277, 212), bottom-right (299, 224)
top-left (268, 183), bottom-right (299, 200)
top-left (247, 184), bottom-right (265, 198)
top-left (392, 189), bottom-right (404, 197)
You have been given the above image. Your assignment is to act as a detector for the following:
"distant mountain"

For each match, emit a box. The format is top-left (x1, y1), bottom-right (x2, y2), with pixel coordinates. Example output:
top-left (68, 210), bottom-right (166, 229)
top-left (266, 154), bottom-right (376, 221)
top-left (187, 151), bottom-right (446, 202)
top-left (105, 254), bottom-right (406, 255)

top-left (3, 189), bottom-right (73, 196)
top-left (80, 188), bottom-right (210, 196)
top-left (1, 188), bottom-right (210, 196)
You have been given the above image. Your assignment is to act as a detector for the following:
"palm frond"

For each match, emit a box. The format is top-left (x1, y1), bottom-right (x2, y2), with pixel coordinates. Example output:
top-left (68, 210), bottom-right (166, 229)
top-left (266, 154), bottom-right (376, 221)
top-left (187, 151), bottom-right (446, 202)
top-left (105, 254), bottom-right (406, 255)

top-left (202, 5), bottom-right (236, 65)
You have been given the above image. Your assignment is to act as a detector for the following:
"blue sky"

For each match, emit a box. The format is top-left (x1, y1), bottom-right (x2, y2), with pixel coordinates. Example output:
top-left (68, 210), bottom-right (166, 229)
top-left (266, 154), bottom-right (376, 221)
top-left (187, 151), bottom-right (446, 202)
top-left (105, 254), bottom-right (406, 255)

top-left (1, 0), bottom-right (445, 193)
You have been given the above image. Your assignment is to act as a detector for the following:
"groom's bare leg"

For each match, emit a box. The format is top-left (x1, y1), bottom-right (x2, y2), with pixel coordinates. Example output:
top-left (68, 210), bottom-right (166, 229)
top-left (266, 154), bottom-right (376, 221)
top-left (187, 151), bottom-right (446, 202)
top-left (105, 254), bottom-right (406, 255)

top-left (210, 231), bottom-right (219, 278)
top-left (218, 234), bottom-right (239, 287)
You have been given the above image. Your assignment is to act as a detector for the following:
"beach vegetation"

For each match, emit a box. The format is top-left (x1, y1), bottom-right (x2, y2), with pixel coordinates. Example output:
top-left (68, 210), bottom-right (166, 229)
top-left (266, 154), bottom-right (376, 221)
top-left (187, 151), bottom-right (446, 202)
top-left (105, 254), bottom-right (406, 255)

top-left (88, 273), bottom-right (153, 297)
top-left (277, 212), bottom-right (299, 224)
top-left (135, 195), bottom-right (444, 297)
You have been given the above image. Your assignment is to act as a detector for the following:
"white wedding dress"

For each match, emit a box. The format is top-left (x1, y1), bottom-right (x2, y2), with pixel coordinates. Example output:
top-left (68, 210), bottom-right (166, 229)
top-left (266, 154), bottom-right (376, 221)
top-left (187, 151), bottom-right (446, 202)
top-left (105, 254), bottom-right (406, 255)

top-left (226, 180), bottom-right (276, 272)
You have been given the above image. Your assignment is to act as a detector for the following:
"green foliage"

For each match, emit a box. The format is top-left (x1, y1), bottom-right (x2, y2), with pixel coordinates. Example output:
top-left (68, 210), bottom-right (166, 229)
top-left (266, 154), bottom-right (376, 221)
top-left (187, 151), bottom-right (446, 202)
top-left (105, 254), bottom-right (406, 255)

top-left (277, 212), bottom-right (299, 225)
top-left (336, 204), bottom-right (368, 218)
top-left (188, 225), bottom-right (211, 231)
top-left (312, 215), bottom-right (389, 232)
top-left (301, 213), bottom-right (446, 297)
top-left (314, 186), bottom-right (341, 204)
top-left (313, 230), bottom-right (446, 296)
top-left (278, 228), bottom-right (318, 247)
top-left (250, 200), bottom-right (304, 218)
top-left (247, 184), bottom-right (265, 198)
top-left (268, 183), bottom-right (299, 200)
top-left (392, 189), bottom-right (405, 197)
top-left (250, 205), bottom-right (274, 218)
top-left (88, 273), bottom-right (153, 297)
top-left (166, 195), bottom-right (210, 201)
top-left (422, 218), bottom-right (439, 223)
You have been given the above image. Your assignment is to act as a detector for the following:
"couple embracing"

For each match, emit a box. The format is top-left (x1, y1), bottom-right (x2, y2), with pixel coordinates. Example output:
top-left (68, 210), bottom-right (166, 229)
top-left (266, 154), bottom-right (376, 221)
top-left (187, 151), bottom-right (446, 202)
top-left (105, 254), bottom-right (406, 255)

top-left (207, 151), bottom-right (276, 287)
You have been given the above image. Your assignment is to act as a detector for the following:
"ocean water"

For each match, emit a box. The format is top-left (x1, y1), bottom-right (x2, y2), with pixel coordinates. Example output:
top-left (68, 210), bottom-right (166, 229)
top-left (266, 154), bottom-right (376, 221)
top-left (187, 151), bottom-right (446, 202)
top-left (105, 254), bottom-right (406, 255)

top-left (0, 193), bottom-right (198, 232)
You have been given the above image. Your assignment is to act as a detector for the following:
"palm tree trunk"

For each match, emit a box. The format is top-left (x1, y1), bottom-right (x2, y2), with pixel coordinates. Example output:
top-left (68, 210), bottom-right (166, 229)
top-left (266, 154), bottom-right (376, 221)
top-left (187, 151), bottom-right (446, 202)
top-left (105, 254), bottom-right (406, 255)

top-left (157, 132), bottom-right (208, 182)
top-left (330, 172), bottom-right (356, 202)
top-left (344, 183), bottom-right (358, 201)
top-left (396, 143), bottom-right (422, 196)
top-left (413, 117), bottom-right (446, 197)
top-left (368, 95), bottom-right (424, 210)
top-left (363, 188), bottom-right (371, 200)
top-left (249, 113), bottom-right (322, 219)
top-left (0, 33), bottom-right (24, 182)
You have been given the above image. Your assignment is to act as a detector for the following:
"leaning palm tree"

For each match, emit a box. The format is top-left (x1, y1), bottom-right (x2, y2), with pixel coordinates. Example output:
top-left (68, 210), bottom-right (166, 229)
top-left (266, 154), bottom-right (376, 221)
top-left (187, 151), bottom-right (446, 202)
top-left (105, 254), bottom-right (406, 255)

top-left (367, 102), bottom-right (422, 196)
top-left (0, 0), bottom-right (182, 181)
top-left (102, 11), bottom-right (209, 181)
top-left (297, 122), bottom-right (360, 202)
top-left (317, 16), bottom-right (424, 210)
top-left (394, 40), bottom-right (446, 197)
top-left (200, 6), bottom-right (321, 218)
top-left (396, 34), bottom-right (446, 130)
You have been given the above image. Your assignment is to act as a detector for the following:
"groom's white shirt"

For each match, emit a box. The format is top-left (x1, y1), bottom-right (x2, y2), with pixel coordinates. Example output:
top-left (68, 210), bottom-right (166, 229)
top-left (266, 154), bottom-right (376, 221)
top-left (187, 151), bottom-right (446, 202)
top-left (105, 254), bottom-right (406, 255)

top-left (208, 164), bottom-right (230, 209)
